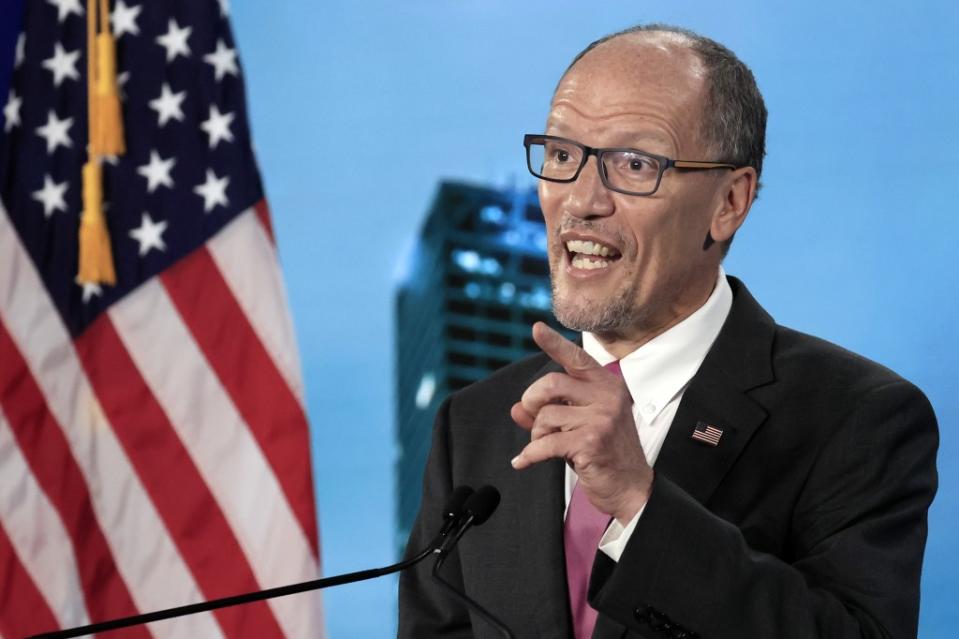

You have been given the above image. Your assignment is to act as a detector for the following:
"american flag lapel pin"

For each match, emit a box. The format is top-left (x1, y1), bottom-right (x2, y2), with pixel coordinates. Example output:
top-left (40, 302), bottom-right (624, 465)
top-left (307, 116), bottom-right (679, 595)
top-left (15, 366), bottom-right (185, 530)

top-left (691, 421), bottom-right (723, 447)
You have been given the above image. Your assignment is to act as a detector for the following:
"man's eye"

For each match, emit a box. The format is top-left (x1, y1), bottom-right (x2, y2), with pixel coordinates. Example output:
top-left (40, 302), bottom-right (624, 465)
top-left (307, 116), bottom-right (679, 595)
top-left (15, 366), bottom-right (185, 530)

top-left (628, 157), bottom-right (653, 171)
top-left (546, 146), bottom-right (572, 162)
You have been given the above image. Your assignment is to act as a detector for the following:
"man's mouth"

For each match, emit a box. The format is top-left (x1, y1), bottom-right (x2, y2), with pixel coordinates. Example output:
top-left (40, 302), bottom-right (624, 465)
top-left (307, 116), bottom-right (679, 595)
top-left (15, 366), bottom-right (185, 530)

top-left (565, 239), bottom-right (622, 271)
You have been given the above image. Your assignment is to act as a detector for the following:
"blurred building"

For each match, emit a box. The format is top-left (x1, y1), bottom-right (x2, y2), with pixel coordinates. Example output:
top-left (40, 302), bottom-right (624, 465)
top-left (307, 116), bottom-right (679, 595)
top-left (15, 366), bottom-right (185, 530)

top-left (394, 180), bottom-right (570, 555)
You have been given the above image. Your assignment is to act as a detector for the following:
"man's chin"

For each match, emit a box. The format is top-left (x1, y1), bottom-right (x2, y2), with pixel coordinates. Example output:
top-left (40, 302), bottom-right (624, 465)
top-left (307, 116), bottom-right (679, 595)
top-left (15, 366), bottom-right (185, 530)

top-left (552, 299), bottom-right (622, 334)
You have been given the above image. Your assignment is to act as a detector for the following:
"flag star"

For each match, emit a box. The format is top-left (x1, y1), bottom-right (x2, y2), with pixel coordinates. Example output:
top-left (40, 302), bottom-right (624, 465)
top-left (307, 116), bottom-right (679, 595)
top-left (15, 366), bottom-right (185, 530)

top-left (200, 105), bottom-right (235, 148)
top-left (137, 150), bottom-right (176, 192)
top-left (47, 0), bottom-right (83, 23)
top-left (203, 39), bottom-right (239, 82)
top-left (35, 110), bottom-right (74, 153)
top-left (117, 71), bottom-right (130, 100)
top-left (129, 212), bottom-right (168, 256)
top-left (32, 174), bottom-right (69, 218)
top-left (42, 43), bottom-right (81, 87)
top-left (156, 18), bottom-right (192, 62)
top-left (148, 83), bottom-right (186, 127)
top-left (3, 90), bottom-right (21, 132)
top-left (79, 281), bottom-right (103, 303)
top-left (194, 169), bottom-right (229, 213)
top-left (218, 0), bottom-right (230, 17)
top-left (111, 0), bottom-right (142, 39)
top-left (15, 33), bottom-right (25, 67)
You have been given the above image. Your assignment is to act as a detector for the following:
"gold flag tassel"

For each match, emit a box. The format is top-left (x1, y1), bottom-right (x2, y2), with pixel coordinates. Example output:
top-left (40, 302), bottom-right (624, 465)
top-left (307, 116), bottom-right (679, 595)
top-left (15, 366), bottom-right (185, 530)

top-left (91, 0), bottom-right (124, 155)
top-left (78, 0), bottom-right (122, 285)
top-left (79, 160), bottom-right (116, 284)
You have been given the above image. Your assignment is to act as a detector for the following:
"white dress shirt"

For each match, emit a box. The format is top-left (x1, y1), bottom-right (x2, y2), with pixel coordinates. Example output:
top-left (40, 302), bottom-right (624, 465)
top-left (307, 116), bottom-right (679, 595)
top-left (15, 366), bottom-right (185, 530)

top-left (563, 267), bottom-right (733, 562)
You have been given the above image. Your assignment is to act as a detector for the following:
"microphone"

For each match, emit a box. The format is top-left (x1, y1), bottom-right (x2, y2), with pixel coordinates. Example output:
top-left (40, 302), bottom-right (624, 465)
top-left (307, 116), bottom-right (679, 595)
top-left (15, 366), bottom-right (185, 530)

top-left (436, 484), bottom-right (500, 555)
top-left (439, 484), bottom-right (476, 536)
top-left (28, 486), bottom-right (477, 639)
top-left (432, 485), bottom-right (515, 639)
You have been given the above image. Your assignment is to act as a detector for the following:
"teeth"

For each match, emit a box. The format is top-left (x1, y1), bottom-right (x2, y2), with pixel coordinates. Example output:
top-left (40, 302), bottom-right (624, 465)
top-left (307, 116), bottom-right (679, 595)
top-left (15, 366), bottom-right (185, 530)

top-left (566, 239), bottom-right (615, 257)
top-left (571, 255), bottom-right (610, 270)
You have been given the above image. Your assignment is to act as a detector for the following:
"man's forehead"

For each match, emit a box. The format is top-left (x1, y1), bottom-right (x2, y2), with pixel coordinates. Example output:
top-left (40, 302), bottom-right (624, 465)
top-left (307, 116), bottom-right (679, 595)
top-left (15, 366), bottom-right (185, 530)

top-left (551, 38), bottom-right (705, 111)
top-left (560, 34), bottom-right (705, 94)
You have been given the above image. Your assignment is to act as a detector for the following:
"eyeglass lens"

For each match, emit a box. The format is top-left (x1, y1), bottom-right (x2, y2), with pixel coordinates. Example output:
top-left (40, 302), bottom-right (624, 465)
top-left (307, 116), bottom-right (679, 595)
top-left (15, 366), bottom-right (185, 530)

top-left (527, 138), bottom-right (663, 194)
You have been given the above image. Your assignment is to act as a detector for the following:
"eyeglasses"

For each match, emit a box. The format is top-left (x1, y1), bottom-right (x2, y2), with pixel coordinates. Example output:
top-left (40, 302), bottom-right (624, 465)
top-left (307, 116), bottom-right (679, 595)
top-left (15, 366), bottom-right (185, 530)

top-left (523, 134), bottom-right (738, 197)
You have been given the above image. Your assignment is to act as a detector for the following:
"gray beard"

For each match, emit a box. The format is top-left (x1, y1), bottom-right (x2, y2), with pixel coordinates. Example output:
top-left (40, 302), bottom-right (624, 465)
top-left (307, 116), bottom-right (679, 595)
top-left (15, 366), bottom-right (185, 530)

top-left (550, 275), bottom-right (650, 336)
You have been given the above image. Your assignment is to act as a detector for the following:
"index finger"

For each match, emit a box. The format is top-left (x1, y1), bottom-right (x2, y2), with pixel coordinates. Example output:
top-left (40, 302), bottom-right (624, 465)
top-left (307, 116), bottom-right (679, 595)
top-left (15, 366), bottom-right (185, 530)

top-left (532, 322), bottom-right (601, 377)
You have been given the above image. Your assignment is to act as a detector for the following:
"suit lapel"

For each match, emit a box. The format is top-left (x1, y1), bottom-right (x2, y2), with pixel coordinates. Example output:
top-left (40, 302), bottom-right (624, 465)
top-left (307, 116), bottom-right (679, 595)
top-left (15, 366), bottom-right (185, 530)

top-left (654, 277), bottom-right (776, 505)
top-left (509, 358), bottom-right (573, 638)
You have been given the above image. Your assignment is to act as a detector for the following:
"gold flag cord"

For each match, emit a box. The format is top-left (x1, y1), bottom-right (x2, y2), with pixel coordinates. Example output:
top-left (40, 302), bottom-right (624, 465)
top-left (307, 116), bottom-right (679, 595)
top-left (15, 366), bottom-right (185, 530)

top-left (78, 0), bottom-right (124, 286)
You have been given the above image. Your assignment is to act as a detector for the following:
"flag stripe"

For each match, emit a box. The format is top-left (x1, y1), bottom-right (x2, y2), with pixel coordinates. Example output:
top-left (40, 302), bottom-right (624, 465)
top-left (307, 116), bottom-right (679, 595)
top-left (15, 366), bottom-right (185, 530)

top-left (254, 199), bottom-right (276, 244)
top-left (0, 408), bottom-right (88, 631)
top-left (74, 314), bottom-right (287, 639)
top-left (208, 207), bottom-right (306, 406)
top-left (0, 518), bottom-right (59, 639)
top-left (108, 276), bottom-right (319, 639)
top-left (0, 318), bottom-right (148, 637)
top-left (0, 207), bottom-right (224, 638)
top-left (160, 247), bottom-right (319, 557)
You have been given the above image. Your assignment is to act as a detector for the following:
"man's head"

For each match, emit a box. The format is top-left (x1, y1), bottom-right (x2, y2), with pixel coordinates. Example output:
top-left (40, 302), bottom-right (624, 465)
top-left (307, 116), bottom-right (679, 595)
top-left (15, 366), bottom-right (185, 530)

top-left (538, 25), bottom-right (766, 348)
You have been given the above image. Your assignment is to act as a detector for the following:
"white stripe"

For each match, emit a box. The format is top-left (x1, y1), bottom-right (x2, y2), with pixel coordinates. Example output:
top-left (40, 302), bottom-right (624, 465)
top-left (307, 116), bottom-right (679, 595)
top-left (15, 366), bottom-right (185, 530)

top-left (109, 279), bottom-right (320, 638)
top-left (0, 205), bottom-right (224, 639)
top-left (208, 208), bottom-right (306, 405)
top-left (0, 407), bottom-right (89, 629)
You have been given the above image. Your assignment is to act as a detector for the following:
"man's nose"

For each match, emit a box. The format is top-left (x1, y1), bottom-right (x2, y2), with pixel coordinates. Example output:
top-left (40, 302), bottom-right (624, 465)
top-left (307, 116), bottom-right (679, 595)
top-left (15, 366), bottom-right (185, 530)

top-left (565, 155), bottom-right (614, 219)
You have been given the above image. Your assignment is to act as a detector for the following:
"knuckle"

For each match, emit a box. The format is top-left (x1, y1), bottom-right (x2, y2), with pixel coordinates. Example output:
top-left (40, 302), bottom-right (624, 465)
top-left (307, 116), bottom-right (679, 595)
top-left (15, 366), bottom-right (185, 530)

top-left (582, 431), bottom-right (600, 449)
top-left (572, 453), bottom-right (590, 471)
top-left (542, 372), bottom-right (563, 393)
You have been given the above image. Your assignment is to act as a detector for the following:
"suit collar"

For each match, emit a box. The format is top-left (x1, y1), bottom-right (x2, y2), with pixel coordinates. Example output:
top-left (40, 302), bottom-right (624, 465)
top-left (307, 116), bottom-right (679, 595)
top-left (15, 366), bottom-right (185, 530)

top-left (653, 276), bottom-right (776, 504)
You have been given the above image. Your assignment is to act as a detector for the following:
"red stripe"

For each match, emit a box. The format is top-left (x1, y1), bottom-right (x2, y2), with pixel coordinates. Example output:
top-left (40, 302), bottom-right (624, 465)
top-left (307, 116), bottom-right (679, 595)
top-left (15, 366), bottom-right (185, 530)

top-left (161, 247), bottom-right (319, 557)
top-left (0, 318), bottom-right (149, 638)
top-left (0, 519), bottom-right (59, 638)
top-left (74, 314), bottom-right (286, 639)
top-left (254, 199), bottom-right (275, 244)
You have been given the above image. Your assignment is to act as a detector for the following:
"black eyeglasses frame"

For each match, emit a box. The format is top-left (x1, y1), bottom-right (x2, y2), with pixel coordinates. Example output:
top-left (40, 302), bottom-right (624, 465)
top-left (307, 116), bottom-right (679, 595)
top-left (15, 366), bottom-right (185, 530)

top-left (523, 133), bottom-right (738, 197)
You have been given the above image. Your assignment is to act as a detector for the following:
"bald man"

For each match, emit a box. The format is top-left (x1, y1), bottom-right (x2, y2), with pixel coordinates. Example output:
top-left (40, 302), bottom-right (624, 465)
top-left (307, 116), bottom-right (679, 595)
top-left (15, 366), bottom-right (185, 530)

top-left (398, 24), bottom-right (937, 639)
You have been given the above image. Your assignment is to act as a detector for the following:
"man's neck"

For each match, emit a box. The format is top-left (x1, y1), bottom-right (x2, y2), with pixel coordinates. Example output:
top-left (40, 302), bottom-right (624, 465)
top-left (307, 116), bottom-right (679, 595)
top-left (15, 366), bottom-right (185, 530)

top-left (592, 269), bottom-right (721, 360)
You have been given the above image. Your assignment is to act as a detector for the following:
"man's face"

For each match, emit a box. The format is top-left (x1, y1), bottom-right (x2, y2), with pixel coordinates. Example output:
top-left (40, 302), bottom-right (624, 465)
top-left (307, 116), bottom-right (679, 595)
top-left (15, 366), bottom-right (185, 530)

top-left (541, 36), bottom-right (728, 339)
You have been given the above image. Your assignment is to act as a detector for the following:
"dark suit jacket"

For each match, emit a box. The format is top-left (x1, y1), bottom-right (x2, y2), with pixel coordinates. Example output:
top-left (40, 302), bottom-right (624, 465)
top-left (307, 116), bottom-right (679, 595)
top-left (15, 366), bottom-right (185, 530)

top-left (398, 277), bottom-right (938, 639)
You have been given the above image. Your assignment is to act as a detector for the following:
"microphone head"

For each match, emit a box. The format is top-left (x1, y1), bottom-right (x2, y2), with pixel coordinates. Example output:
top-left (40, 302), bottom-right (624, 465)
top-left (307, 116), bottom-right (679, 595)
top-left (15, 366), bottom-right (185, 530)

top-left (463, 485), bottom-right (500, 526)
top-left (443, 485), bottom-right (474, 523)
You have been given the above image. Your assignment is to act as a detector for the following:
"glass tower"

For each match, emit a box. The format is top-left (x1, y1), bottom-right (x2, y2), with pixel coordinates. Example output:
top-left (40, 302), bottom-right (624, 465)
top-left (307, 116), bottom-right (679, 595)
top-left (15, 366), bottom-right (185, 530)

top-left (394, 180), bottom-right (571, 555)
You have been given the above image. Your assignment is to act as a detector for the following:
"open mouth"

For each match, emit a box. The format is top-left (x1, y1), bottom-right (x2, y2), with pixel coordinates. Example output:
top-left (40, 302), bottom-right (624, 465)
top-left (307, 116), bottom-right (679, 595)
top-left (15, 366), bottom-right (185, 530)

top-left (565, 239), bottom-right (622, 271)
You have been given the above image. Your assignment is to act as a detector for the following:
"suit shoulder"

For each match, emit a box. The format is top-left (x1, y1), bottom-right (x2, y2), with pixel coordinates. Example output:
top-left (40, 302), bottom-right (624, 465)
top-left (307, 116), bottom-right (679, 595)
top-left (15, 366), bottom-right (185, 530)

top-left (448, 352), bottom-right (552, 414)
top-left (771, 324), bottom-right (925, 400)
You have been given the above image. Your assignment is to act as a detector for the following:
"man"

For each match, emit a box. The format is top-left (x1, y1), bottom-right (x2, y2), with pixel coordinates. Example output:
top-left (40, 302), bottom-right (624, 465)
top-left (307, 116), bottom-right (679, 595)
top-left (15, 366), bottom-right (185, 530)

top-left (399, 24), bottom-right (938, 639)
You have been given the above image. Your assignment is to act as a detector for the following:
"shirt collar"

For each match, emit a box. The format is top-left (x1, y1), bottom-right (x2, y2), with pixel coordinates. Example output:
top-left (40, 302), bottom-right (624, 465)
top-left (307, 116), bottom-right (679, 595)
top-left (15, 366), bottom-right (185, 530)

top-left (582, 267), bottom-right (733, 421)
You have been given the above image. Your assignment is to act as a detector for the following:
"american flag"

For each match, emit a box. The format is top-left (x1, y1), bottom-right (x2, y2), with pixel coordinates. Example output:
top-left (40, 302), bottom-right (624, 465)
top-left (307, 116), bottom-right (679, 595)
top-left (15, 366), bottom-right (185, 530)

top-left (691, 421), bottom-right (723, 447)
top-left (0, 1), bottom-right (324, 637)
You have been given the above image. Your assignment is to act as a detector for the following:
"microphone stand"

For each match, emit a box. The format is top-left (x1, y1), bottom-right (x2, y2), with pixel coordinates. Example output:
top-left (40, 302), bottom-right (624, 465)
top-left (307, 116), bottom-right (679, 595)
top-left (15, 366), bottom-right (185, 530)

top-left (29, 538), bottom-right (443, 639)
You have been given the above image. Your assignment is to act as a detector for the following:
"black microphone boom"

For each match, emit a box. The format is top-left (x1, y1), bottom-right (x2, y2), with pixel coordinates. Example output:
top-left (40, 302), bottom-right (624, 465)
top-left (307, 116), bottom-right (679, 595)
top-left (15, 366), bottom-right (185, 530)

top-left (432, 485), bottom-right (515, 639)
top-left (28, 486), bottom-right (477, 639)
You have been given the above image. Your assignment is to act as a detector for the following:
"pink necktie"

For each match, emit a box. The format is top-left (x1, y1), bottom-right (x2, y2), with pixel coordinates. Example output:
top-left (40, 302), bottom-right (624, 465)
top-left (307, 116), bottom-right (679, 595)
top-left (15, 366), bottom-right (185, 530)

top-left (564, 360), bottom-right (621, 638)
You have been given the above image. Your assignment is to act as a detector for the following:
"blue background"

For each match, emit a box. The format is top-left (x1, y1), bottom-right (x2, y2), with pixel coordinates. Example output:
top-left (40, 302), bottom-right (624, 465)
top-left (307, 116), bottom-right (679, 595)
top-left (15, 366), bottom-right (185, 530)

top-left (2, 1), bottom-right (957, 637)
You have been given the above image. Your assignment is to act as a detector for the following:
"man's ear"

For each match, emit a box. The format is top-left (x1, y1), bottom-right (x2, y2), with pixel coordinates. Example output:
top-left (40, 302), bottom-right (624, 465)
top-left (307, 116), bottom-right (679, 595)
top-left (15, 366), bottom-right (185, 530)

top-left (710, 166), bottom-right (757, 243)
